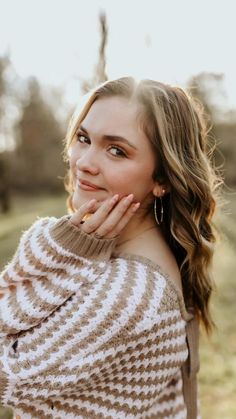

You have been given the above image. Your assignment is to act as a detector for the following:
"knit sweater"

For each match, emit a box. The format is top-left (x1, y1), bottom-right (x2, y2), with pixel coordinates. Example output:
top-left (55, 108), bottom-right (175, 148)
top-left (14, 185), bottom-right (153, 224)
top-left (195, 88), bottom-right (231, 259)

top-left (0, 215), bottom-right (200, 419)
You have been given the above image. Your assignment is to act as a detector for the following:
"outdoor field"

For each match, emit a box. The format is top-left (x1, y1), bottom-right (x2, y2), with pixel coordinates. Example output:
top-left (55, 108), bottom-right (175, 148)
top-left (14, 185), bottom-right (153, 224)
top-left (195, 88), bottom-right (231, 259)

top-left (0, 192), bottom-right (235, 419)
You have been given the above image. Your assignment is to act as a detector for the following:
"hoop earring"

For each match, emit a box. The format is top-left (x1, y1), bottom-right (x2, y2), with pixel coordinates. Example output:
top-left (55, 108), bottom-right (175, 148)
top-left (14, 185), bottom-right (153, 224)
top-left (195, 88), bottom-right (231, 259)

top-left (154, 196), bottom-right (164, 225)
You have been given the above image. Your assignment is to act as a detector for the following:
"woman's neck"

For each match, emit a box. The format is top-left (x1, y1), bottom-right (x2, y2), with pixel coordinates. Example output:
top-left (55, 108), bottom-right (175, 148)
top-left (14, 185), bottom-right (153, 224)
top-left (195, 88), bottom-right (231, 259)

top-left (115, 212), bottom-right (158, 251)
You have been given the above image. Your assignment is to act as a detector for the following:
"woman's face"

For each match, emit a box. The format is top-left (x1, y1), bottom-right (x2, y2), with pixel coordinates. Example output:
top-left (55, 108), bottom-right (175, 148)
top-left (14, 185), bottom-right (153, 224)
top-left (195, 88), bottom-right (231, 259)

top-left (69, 96), bottom-right (158, 212)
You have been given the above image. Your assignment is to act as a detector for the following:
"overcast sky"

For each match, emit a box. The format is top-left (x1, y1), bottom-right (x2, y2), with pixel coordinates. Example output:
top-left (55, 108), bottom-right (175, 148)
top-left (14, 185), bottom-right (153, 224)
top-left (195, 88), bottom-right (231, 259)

top-left (0, 0), bottom-right (235, 110)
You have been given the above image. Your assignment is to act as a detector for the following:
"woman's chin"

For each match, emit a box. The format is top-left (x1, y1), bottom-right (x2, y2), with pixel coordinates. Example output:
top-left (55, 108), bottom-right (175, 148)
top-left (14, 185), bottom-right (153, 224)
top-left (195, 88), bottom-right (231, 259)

top-left (72, 193), bottom-right (104, 212)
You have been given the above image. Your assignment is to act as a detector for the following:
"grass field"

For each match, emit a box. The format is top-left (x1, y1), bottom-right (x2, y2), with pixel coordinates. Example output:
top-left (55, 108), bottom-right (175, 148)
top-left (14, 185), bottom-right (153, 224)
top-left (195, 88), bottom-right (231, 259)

top-left (0, 192), bottom-right (235, 419)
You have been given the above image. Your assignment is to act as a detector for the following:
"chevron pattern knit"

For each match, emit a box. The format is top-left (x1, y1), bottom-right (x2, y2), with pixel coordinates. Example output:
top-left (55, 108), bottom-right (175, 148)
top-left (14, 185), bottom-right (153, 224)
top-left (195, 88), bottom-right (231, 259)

top-left (0, 215), bottom-right (197, 418)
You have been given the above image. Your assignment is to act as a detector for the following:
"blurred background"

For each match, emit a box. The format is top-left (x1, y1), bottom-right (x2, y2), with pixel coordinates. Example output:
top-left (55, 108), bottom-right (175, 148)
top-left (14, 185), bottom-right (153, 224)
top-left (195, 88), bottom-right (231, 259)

top-left (0, 0), bottom-right (235, 418)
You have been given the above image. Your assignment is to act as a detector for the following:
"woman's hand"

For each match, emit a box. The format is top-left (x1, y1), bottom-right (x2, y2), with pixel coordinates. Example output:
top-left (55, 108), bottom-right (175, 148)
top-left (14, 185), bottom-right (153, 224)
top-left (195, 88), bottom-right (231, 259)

top-left (70, 194), bottom-right (140, 239)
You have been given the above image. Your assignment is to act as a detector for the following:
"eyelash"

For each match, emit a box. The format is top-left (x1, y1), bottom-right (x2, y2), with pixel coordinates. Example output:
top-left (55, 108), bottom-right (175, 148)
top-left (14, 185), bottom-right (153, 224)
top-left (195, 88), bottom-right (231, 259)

top-left (75, 133), bottom-right (127, 158)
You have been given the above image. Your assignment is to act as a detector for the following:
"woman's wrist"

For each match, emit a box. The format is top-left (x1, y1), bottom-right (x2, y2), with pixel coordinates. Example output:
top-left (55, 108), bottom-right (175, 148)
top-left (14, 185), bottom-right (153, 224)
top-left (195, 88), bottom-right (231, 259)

top-left (49, 215), bottom-right (118, 260)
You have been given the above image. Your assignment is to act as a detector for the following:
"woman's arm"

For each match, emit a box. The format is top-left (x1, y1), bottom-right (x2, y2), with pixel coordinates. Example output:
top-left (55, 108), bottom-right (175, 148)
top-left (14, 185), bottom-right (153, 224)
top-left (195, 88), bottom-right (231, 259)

top-left (0, 215), bottom-right (117, 336)
top-left (0, 194), bottom-right (139, 337)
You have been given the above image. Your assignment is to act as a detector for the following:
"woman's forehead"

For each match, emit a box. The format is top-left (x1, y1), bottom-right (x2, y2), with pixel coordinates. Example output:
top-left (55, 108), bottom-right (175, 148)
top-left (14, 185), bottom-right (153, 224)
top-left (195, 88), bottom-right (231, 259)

top-left (81, 96), bottom-right (143, 133)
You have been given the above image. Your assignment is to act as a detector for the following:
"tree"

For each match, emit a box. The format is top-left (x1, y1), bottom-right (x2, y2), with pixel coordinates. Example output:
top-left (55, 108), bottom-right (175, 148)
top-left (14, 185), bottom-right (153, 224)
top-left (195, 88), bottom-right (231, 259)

top-left (12, 77), bottom-right (66, 193)
top-left (187, 72), bottom-right (227, 123)
top-left (187, 72), bottom-right (236, 186)
top-left (81, 11), bottom-right (108, 93)
top-left (0, 54), bottom-right (13, 212)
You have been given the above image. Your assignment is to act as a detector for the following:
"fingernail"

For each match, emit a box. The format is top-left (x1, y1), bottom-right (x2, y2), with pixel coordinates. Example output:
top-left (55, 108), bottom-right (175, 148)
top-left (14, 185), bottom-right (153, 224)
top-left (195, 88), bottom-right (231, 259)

top-left (132, 202), bottom-right (140, 211)
top-left (125, 193), bottom-right (134, 201)
top-left (88, 199), bottom-right (96, 206)
top-left (112, 194), bottom-right (119, 202)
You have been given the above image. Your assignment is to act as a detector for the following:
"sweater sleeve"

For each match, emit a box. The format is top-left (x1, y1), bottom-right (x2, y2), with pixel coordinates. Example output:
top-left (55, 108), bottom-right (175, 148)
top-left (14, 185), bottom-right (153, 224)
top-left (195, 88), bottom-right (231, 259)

top-left (0, 215), bottom-right (118, 336)
top-left (0, 256), bottom-right (190, 418)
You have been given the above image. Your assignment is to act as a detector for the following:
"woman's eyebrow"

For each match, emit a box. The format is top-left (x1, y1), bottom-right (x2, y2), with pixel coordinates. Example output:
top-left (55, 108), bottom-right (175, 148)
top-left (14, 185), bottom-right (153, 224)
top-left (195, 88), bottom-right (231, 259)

top-left (79, 124), bottom-right (138, 150)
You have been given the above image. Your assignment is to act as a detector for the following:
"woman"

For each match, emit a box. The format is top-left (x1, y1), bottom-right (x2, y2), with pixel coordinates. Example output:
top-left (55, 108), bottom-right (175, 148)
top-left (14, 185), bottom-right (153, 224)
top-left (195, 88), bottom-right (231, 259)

top-left (0, 77), bottom-right (221, 418)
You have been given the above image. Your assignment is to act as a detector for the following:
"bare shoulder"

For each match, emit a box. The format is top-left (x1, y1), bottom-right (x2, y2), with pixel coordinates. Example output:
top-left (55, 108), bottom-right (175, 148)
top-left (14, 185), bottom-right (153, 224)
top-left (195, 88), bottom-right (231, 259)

top-left (144, 244), bottom-right (182, 291)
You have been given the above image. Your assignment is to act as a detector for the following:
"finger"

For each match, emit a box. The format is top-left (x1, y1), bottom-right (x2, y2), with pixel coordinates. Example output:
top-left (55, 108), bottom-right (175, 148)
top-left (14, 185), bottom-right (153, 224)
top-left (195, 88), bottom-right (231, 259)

top-left (101, 202), bottom-right (140, 239)
top-left (70, 199), bottom-right (97, 226)
top-left (90, 195), bottom-right (138, 237)
top-left (81, 194), bottom-right (120, 234)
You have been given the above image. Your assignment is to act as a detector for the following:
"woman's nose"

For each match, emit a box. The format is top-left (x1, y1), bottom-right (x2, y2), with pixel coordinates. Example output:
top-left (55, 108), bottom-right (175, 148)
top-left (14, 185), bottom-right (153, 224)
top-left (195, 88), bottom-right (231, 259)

top-left (75, 147), bottom-right (100, 175)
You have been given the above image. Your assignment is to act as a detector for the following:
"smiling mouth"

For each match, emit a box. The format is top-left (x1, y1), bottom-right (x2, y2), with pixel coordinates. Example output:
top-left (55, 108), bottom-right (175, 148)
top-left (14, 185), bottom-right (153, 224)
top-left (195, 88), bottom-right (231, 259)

top-left (77, 180), bottom-right (102, 191)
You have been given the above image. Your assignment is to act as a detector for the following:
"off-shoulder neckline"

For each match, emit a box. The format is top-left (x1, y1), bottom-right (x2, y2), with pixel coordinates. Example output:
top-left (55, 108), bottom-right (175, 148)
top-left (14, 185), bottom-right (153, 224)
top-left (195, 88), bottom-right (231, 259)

top-left (112, 251), bottom-right (192, 322)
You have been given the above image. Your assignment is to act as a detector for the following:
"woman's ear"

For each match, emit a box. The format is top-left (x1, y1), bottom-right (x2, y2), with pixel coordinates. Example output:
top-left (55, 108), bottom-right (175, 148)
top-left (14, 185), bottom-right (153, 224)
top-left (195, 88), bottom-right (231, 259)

top-left (153, 182), bottom-right (170, 197)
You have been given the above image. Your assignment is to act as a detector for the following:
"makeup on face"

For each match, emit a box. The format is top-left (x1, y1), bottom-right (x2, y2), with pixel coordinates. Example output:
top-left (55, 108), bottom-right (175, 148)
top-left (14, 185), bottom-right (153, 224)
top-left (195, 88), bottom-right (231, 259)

top-left (69, 96), bottom-right (157, 212)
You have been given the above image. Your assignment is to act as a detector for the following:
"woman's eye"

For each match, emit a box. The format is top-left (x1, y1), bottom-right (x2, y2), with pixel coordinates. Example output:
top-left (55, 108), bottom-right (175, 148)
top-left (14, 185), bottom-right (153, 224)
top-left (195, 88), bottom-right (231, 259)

top-left (108, 146), bottom-right (127, 158)
top-left (76, 134), bottom-right (90, 144)
top-left (75, 134), bottom-right (126, 158)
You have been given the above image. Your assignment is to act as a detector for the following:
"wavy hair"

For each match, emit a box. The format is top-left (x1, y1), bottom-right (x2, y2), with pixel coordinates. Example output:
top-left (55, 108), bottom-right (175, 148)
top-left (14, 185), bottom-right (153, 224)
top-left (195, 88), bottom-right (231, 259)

top-left (62, 77), bottom-right (223, 333)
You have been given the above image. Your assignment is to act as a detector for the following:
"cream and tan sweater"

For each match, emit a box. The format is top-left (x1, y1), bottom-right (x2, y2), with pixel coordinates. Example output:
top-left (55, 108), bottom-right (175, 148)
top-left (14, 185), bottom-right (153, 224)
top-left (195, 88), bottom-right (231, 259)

top-left (0, 215), bottom-right (200, 418)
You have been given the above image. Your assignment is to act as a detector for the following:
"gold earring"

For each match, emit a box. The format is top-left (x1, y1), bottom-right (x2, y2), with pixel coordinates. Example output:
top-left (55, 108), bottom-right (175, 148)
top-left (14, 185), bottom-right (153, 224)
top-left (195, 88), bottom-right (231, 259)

top-left (154, 189), bottom-right (165, 225)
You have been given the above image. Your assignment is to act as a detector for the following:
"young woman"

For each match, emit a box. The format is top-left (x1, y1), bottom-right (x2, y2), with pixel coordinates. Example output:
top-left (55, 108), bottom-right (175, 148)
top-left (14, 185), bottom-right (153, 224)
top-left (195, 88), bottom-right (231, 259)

top-left (0, 77), bottom-right (221, 418)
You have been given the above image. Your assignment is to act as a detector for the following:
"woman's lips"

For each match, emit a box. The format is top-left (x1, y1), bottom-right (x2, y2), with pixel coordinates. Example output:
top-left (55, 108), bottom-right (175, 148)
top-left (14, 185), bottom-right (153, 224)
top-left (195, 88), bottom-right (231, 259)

top-left (77, 179), bottom-right (102, 191)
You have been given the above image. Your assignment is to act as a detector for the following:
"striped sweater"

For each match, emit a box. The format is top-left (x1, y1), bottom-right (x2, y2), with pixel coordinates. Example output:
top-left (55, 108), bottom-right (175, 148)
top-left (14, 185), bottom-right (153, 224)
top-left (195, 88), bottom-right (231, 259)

top-left (0, 215), bottom-right (199, 418)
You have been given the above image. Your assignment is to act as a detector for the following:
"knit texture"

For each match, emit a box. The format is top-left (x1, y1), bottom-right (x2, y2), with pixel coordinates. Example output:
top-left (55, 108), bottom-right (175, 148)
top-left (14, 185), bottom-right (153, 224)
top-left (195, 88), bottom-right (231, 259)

top-left (0, 215), bottom-right (199, 418)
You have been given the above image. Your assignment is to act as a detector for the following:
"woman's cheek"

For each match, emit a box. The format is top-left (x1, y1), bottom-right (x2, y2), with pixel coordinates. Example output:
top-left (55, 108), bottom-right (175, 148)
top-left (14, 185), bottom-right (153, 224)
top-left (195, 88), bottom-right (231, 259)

top-left (70, 150), bottom-right (77, 169)
top-left (113, 171), bottom-right (136, 193)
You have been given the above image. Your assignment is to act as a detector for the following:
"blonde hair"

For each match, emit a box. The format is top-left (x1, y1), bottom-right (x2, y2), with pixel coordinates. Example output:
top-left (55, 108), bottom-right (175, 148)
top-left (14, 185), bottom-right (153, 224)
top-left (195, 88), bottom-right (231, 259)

top-left (62, 77), bottom-right (223, 333)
